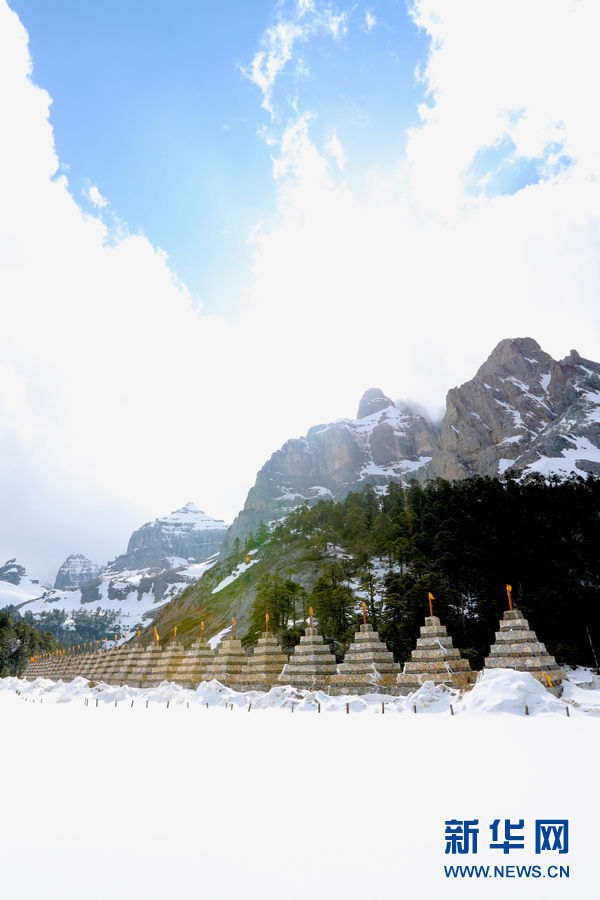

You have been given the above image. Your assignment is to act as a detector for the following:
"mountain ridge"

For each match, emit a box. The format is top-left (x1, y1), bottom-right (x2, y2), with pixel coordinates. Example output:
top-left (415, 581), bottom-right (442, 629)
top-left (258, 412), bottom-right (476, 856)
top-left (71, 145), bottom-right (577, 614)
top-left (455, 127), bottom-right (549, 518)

top-left (1, 502), bottom-right (229, 644)
top-left (223, 336), bottom-right (600, 554)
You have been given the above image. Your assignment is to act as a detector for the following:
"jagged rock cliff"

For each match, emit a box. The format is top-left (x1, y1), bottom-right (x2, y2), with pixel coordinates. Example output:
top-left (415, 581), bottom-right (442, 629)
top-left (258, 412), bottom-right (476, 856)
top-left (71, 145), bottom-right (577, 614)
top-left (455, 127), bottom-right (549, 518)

top-left (223, 338), bottom-right (600, 555)
top-left (424, 337), bottom-right (600, 480)
top-left (54, 554), bottom-right (102, 589)
top-left (106, 502), bottom-right (228, 574)
top-left (222, 389), bottom-right (437, 553)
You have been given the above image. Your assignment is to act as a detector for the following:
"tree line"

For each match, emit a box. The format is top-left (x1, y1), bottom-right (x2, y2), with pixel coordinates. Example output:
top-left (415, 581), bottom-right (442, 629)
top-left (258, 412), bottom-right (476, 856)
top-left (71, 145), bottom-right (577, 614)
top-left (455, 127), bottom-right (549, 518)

top-left (0, 610), bottom-right (62, 676)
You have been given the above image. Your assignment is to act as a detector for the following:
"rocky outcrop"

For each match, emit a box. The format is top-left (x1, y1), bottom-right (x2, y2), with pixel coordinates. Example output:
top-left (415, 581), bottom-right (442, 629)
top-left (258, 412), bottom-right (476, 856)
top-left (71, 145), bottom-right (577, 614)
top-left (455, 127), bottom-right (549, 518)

top-left (107, 502), bottom-right (228, 574)
top-left (0, 559), bottom-right (27, 586)
top-left (54, 554), bottom-right (102, 589)
top-left (357, 388), bottom-right (395, 419)
top-left (424, 337), bottom-right (600, 481)
top-left (222, 393), bottom-right (437, 552)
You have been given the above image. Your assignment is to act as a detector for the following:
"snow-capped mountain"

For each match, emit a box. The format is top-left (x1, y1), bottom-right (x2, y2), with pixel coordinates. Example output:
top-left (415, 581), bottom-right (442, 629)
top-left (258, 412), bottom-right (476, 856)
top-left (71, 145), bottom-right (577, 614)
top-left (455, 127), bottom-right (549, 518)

top-left (222, 388), bottom-right (437, 552)
top-left (223, 338), bottom-right (600, 553)
top-left (54, 554), bottom-right (102, 589)
top-left (1, 503), bottom-right (229, 640)
top-left (425, 337), bottom-right (600, 480)
top-left (106, 502), bottom-right (227, 574)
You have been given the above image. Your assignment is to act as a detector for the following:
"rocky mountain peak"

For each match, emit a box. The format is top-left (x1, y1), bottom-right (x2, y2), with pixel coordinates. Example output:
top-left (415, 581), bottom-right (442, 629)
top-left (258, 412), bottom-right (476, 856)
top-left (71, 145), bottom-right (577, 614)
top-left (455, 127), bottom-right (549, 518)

top-left (54, 554), bottom-right (102, 590)
top-left (222, 388), bottom-right (438, 554)
top-left (0, 558), bottom-right (26, 586)
top-left (356, 388), bottom-right (394, 419)
top-left (154, 502), bottom-right (225, 530)
top-left (423, 337), bottom-right (600, 481)
top-left (106, 504), bottom-right (229, 575)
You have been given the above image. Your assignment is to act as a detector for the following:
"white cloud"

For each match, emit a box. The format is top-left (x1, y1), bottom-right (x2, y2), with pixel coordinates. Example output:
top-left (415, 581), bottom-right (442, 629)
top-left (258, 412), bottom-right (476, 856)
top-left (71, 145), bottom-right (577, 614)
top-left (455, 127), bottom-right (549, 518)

top-left (245, 0), bottom-right (600, 419)
top-left (363, 10), bottom-right (376, 32)
top-left (406, 0), bottom-right (600, 215)
top-left (325, 132), bottom-right (346, 171)
top-left (245, 0), bottom-right (349, 116)
top-left (85, 183), bottom-right (108, 208)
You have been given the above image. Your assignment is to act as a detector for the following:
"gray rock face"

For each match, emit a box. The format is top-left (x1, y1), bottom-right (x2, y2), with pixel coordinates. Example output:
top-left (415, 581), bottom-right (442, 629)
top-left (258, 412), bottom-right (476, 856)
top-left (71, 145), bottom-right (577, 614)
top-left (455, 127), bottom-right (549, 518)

top-left (106, 502), bottom-right (228, 574)
top-left (0, 559), bottom-right (26, 586)
top-left (424, 337), bottom-right (600, 480)
top-left (54, 554), bottom-right (102, 590)
top-left (357, 388), bottom-right (395, 419)
top-left (222, 392), bottom-right (437, 553)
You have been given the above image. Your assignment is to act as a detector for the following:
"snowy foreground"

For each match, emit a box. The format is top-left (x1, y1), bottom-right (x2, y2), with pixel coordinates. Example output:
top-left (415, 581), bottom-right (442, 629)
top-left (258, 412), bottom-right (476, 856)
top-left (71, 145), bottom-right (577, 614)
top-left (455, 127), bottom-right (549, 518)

top-left (1, 669), bottom-right (599, 900)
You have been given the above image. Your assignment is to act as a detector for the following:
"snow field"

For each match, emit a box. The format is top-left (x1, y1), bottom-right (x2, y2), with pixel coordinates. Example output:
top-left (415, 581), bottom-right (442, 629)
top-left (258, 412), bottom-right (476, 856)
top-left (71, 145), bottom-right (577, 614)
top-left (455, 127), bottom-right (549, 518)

top-left (0, 669), bottom-right (598, 899)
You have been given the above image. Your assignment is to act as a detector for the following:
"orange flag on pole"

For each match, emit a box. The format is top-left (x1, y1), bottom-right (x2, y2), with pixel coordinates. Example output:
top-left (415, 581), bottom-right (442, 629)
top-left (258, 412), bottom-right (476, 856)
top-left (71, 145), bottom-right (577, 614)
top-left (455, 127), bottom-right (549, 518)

top-left (428, 592), bottom-right (435, 617)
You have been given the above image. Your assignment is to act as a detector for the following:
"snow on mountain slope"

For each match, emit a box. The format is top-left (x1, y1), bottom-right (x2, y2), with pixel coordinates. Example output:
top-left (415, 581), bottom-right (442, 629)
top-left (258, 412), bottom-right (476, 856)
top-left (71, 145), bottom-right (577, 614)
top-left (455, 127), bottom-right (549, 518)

top-left (426, 338), bottom-right (600, 480)
top-left (511, 352), bottom-right (600, 477)
top-left (0, 559), bottom-right (47, 609)
top-left (14, 555), bottom-right (218, 633)
top-left (1, 503), bottom-right (228, 639)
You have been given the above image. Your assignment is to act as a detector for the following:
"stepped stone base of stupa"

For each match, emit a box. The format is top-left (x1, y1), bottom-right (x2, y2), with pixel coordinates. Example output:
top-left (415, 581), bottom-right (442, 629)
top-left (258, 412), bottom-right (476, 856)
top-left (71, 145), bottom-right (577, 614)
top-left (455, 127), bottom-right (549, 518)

top-left (397, 616), bottom-right (477, 694)
top-left (120, 646), bottom-right (154, 687)
top-left (134, 645), bottom-right (165, 687)
top-left (147, 642), bottom-right (187, 684)
top-left (329, 623), bottom-right (400, 695)
top-left (204, 637), bottom-right (248, 687)
top-left (175, 638), bottom-right (215, 687)
top-left (484, 608), bottom-right (566, 693)
top-left (279, 626), bottom-right (337, 690)
top-left (240, 632), bottom-right (288, 691)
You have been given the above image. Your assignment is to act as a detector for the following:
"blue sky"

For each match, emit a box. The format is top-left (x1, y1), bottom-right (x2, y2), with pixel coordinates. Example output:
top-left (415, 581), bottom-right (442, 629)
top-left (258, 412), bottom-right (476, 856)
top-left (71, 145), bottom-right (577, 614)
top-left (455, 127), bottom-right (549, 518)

top-left (11, 0), bottom-right (427, 313)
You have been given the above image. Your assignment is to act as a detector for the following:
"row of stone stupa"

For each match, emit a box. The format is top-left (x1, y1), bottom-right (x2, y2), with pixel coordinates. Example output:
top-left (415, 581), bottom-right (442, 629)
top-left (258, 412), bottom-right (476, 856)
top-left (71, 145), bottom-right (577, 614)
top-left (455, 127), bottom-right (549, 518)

top-left (23, 606), bottom-right (565, 694)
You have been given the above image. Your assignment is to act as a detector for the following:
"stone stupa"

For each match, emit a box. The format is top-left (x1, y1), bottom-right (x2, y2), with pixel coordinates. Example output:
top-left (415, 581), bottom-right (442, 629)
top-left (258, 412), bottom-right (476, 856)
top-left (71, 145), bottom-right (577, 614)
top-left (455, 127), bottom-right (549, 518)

top-left (176, 624), bottom-right (215, 687)
top-left (330, 607), bottom-right (399, 694)
top-left (204, 619), bottom-right (248, 686)
top-left (397, 595), bottom-right (476, 694)
top-left (279, 610), bottom-right (337, 691)
top-left (484, 586), bottom-right (566, 692)
top-left (242, 617), bottom-right (288, 691)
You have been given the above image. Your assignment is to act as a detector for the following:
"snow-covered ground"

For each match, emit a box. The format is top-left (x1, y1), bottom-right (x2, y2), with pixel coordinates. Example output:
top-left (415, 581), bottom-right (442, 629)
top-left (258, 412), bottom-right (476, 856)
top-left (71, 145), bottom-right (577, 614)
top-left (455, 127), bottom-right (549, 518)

top-left (0, 668), bottom-right (598, 898)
